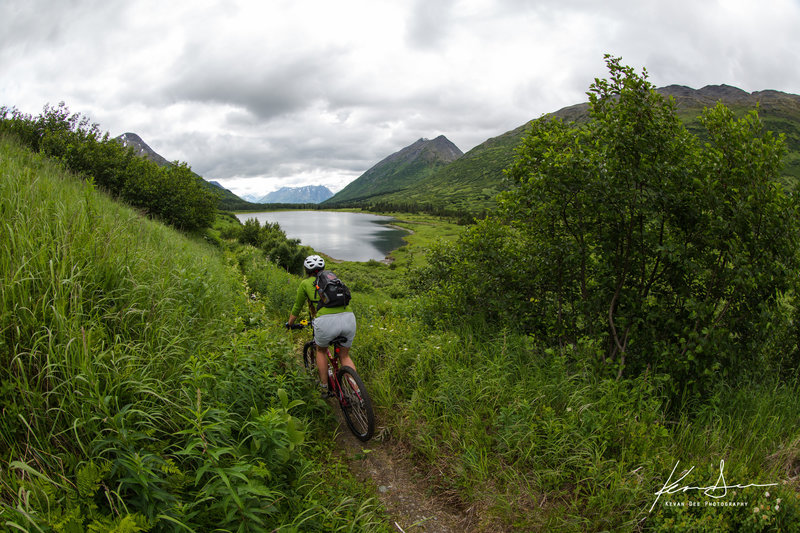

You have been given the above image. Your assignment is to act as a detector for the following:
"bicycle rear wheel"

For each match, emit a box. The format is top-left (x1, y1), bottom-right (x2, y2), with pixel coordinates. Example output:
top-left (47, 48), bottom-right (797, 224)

top-left (336, 366), bottom-right (375, 441)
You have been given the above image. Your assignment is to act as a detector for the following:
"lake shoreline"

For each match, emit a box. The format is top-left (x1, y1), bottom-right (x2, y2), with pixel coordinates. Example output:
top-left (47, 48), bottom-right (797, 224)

top-left (235, 210), bottom-right (410, 262)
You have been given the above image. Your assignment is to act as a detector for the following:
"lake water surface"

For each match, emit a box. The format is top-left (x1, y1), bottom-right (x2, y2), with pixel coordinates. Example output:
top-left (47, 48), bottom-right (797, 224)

top-left (236, 211), bottom-right (409, 262)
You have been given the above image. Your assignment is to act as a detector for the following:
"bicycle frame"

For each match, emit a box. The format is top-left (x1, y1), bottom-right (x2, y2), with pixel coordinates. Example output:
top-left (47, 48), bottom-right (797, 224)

top-left (295, 319), bottom-right (375, 441)
top-left (317, 340), bottom-right (346, 401)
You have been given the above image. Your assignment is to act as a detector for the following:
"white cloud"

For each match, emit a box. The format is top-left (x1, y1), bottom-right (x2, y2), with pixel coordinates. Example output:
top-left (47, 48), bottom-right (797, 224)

top-left (2, 0), bottom-right (799, 199)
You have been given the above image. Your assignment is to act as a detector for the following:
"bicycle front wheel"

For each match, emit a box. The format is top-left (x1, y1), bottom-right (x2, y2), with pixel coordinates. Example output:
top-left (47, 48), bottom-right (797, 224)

top-left (336, 366), bottom-right (375, 441)
top-left (302, 341), bottom-right (318, 380)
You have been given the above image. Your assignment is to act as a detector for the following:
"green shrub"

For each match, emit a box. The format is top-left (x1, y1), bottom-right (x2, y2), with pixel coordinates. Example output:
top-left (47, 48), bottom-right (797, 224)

top-left (411, 56), bottom-right (800, 399)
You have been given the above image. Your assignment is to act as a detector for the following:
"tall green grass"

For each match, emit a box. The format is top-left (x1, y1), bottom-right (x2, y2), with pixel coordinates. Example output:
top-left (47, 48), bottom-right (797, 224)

top-left (347, 312), bottom-right (800, 531)
top-left (0, 136), bottom-right (391, 531)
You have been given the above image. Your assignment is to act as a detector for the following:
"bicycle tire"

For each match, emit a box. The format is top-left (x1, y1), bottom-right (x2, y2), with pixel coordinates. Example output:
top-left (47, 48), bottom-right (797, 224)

top-left (336, 366), bottom-right (375, 441)
top-left (302, 341), bottom-right (318, 380)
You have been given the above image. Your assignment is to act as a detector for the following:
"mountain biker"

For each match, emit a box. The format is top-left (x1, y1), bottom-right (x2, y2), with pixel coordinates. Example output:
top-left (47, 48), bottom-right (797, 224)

top-left (286, 255), bottom-right (357, 397)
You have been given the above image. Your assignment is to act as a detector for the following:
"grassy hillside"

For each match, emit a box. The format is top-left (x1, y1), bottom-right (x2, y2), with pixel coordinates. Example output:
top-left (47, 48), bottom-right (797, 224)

top-left (0, 135), bottom-right (389, 531)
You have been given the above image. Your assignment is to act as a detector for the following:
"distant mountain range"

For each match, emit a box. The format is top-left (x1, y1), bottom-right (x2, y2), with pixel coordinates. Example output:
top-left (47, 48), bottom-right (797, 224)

top-left (324, 85), bottom-right (800, 214)
top-left (259, 185), bottom-right (333, 204)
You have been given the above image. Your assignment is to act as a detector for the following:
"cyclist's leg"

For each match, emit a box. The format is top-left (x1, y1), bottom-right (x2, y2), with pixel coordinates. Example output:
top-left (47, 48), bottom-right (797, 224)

top-left (337, 312), bottom-right (357, 370)
top-left (315, 345), bottom-right (330, 386)
top-left (314, 312), bottom-right (356, 379)
top-left (338, 346), bottom-right (356, 371)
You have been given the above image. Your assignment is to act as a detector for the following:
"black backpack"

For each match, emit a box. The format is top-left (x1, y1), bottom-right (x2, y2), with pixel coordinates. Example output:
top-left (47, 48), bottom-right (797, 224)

top-left (314, 270), bottom-right (351, 310)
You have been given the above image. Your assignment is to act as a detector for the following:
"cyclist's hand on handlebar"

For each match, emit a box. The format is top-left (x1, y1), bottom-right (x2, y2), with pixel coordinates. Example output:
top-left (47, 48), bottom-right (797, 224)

top-left (285, 321), bottom-right (305, 330)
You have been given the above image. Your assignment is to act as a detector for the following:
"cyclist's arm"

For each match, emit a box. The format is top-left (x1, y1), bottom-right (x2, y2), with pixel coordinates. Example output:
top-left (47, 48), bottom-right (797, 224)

top-left (288, 279), bottom-right (310, 325)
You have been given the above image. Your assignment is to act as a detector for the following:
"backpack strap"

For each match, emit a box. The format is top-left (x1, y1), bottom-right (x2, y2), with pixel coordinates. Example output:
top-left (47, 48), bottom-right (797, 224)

top-left (313, 270), bottom-right (325, 312)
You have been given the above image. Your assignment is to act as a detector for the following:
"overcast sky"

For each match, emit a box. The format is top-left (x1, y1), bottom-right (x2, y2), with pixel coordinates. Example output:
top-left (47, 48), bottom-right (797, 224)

top-left (2, 0), bottom-right (800, 199)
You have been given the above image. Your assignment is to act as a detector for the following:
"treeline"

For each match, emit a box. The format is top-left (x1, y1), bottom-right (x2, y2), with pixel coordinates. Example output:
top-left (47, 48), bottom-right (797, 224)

top-left (239, 200), bottom-right (481, 225)
top-left (324, 199), bottom-right (481, 224)
top-left (0, 103), bottom-right (217, 231)
top-left (236, 202), bottom-right (323, 212)
top-left (412, 56), bottom-right (800, 401)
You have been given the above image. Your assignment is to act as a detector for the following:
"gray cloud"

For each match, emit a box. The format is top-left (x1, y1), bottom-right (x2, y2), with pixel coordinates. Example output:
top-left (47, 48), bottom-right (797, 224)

top-left (406, 0), bottom-right (458, 50)
top-left (2, 0), bottom-right (800, 198)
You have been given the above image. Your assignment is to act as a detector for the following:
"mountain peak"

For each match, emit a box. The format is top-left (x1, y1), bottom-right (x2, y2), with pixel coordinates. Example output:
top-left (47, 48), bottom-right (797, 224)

top-left (325, 135), bottom-right (463, 204)
top-left (381, 135), bottom-right (463, 166)
top-left (115, 132), bottom-right (170, 166)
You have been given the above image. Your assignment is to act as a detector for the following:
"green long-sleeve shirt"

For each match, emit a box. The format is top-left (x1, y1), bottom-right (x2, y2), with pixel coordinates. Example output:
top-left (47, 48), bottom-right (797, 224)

top-left (291, 276), bottom-right (351, 317)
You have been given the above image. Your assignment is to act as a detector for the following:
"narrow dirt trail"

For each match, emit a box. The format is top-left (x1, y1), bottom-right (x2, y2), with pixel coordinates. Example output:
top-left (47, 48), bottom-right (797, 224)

top-left (287, 332), bottom-right (472, 531)
top-left (328, 404), bottom-right (472, 533)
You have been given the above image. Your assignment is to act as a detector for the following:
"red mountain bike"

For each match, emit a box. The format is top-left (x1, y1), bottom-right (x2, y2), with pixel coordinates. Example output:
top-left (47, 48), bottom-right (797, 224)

top-left (293, 320), bottom-right (375, 441)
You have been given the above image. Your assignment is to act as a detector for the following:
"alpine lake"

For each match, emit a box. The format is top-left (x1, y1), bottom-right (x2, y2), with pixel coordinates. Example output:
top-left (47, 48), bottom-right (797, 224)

top-left (235, 210), bottom-right (410, 262)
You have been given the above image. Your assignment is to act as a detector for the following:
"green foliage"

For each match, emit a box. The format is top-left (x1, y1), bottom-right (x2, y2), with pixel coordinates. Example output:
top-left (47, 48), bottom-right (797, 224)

top-left (409, 221), bottom-right (533, 328)
top-left (350, 305), bottom-right (800, 531)
top-left (121, 159), bottom-right (217, 230)
top-left (0, 103), bottom-right (217, 231)
top-left (414, 56), bottom-right (800, 398)
top-left (236, 217), bottom-right (313, 275)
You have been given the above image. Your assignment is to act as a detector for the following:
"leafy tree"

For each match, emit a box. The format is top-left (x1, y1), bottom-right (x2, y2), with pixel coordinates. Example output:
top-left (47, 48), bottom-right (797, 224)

top-left (415, 56), bottom-right (800, 396)
top-left (239, 218), bottom-right (262, 246)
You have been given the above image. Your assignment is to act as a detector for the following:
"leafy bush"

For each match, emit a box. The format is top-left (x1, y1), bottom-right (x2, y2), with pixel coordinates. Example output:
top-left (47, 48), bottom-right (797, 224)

top-left (237, 216), bottom-right (313, 274)
top-left (411, 56), bottom-right (800, 397)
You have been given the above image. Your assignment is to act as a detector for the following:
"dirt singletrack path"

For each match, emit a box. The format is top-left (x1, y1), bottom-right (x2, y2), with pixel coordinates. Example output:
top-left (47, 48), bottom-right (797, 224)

top-left (286, 329), bottom-right (471, 531)
top-left (328, 403), bottom-right (472, 533)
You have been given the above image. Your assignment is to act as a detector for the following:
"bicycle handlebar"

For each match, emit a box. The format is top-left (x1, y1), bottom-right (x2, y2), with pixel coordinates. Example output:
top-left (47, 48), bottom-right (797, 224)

top-left (285, 319), bottom-right (309, 330)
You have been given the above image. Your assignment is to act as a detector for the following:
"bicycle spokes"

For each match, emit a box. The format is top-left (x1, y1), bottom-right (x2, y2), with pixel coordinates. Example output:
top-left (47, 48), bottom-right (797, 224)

top-left (344, 375), bottom-right (361, 395)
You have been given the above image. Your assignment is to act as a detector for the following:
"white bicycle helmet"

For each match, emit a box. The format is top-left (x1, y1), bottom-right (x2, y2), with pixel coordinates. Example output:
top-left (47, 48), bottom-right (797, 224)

top-left (303, 255), bottom-right (325, 271)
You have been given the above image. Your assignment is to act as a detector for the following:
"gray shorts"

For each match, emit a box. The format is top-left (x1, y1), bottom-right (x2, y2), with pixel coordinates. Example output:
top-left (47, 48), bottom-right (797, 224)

top-left (313, 312), bottom-right (356, 348)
